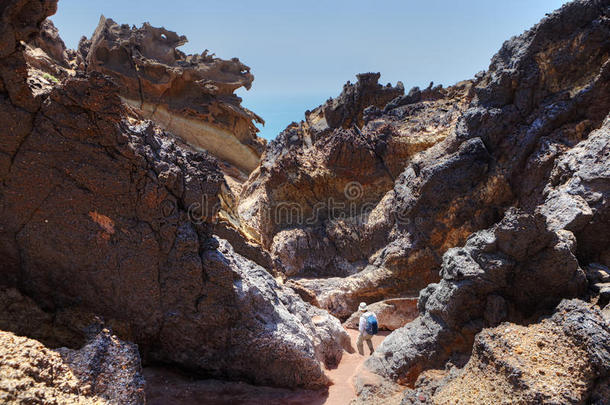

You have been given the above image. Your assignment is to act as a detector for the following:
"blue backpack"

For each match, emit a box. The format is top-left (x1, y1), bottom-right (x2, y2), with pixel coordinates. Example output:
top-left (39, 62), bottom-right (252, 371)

top-left (365, 314), bottom-right (378, 335)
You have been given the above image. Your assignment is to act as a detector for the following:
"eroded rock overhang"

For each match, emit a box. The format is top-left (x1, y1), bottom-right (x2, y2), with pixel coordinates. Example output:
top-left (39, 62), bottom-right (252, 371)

top-left (82, 16), bottom-right (265, 174)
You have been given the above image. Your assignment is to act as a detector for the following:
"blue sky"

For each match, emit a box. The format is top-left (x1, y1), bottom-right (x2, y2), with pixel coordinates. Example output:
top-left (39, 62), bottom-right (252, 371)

top-left (51, 0), bottom-right (569, 140)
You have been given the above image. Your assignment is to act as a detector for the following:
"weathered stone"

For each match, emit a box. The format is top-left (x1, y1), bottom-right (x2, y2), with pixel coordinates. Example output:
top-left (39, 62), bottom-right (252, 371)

top-left (401, 300), bottom-right (610, 405)
top-left (314, 72), bottom-right (404, 131)
top-left (295, 136), bottom-right (493, 318)
top-left (56, 329), bottom-right (146, 404)
top-left (29, 19), bottom-right (69, 66)
top-left (265, 0), bottom-right (610, 326)
top-left (238, 73), bottom-right (472, 267)
top-left (0, 2), bottom-right (347, 389)
top-left (366, 209), bottom-right (586, 386)
top-left (3, 0), bottom-right (610, 401)
top-left (343, 298), bottom-right (418, 331)
top-left (0, 329), bottom-right (144, 404)
top-left (23, 19), bottom-right (74, 86)
top-left (82, 16), bottom-right (265, 174)
top-left (541, 115), bottom-right (610, 267)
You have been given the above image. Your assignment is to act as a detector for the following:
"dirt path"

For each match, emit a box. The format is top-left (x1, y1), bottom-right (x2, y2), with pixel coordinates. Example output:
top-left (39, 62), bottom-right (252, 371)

top-left (324, 329), bottom-right (390, 404)
top-left (145, 327), bottom-right (389, 405)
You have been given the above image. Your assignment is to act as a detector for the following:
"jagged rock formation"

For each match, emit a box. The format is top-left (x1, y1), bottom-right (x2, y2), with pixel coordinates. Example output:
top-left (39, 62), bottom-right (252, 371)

top-left (352, 0), bottom-right (610, 395)
top-left (249, 0), bottom-right (610, 323)
top-left (80, 16), bottom-right (265, 175)
top-left (296, 134), bottom-right (492, 318)
top-left (0, 328), bottom-right (144, 404)
top-left (401, 300), bottom-right (610, 404)
top-left (309, 72), bottom-right (405, 131)
top-left (366, 208), bottom-right (587, 385)
top-left (2, 0), bottom-right (610, 401)
top-left (23, 18), bottom-right (75, 88)
top-left (30, 19), bottom-right (69, 67)
top-left (238, 74), bottom-right (473, 290)
top-left (0, 0), bottom-right (348, 391)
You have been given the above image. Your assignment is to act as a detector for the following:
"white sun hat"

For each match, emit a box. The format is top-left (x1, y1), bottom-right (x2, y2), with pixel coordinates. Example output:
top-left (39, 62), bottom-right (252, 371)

top-left (359, 302), bottom-right (367, 311)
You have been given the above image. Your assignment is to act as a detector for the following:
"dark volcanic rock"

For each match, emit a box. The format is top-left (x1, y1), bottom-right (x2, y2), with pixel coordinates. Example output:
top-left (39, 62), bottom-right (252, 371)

top-left (2, 0), bottom-right (610, 400)
top-left (366, 208), bottom-right (586, 385)
top-left (278, 0), bottom-right (610, 322)
top-left (318, 72), bottom-right (404, 130)
top-left (29, 19), bottom-right (69, 67)
top-left (1, 72), bottom-right (222, 310)
top-left (238, 73), bottom-right (473, 288)
top-left (401, 300), bottom-right (610, 404)
top-left (540, 115), bottom-right (610, 266)
top-left (0, 0), bottom-right (348, 390)
top-left (356, 1), bottom-right (610, 389)
top-left (296, 135), bottom-right (493, 319)
top-left (57, 329), bottom-right (146, 404)
top-left (0, 1), bottom-right (58, 59)
top-left (153, 237), bottom-right (350, 388)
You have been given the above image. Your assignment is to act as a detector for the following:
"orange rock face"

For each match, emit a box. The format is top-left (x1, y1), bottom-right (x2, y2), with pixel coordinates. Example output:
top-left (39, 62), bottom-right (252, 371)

top-left (401, 300), bottom-right (610, 404)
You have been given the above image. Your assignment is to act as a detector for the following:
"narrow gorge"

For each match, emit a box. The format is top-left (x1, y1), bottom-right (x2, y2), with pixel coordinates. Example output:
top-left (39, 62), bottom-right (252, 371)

top-left (0, 0), bottom-right (609, 404)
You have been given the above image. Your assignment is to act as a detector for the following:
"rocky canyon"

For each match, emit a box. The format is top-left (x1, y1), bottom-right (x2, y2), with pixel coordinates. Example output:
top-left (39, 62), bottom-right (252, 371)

top-left (0, 0), bottom-right (609, 404)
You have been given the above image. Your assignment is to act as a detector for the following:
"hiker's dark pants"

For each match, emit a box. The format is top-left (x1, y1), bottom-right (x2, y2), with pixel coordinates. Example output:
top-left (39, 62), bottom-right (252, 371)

top-left (357, 332), bottom-right (374, 355)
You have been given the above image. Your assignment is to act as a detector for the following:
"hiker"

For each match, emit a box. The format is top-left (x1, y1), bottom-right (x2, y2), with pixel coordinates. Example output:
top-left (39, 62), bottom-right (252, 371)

top-left (357, 302), bottom-right (378, 356)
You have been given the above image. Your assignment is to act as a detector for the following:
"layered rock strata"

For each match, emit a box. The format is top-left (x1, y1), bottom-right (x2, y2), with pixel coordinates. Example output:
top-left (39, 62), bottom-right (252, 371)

top-left (81, 16), bottom-right (265, 175)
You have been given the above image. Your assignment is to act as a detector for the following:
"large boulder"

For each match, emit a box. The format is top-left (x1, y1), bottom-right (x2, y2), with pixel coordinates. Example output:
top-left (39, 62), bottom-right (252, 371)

top-left (401, 300), bottom-right (610, 404)
top-left (153, 237), bottom-right (351, 388)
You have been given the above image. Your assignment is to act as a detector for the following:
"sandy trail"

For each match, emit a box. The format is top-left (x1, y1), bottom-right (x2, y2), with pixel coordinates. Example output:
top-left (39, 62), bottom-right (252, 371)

top-left (145, 327), bottom-right (389, 405)
top-left (324, 329), bottom-right (390, 404)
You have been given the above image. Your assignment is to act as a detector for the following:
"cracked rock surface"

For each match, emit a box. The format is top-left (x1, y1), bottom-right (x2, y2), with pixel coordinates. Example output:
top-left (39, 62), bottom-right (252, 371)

top-left (0, 0), bottom-right (349, 391)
